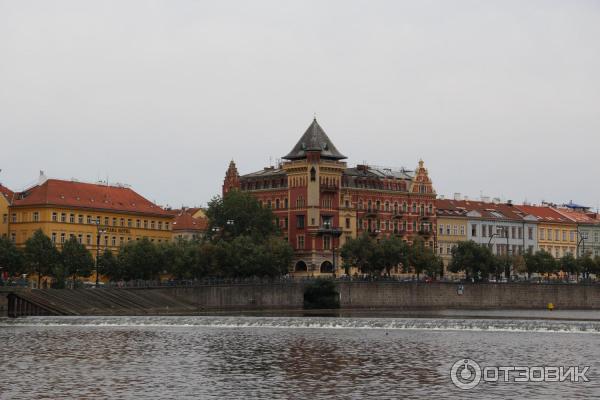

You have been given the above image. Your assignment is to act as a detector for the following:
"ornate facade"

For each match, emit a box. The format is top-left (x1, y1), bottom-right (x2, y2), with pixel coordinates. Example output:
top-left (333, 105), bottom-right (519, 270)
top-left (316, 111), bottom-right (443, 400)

top-left (223, 119), bottom-right (437, 276)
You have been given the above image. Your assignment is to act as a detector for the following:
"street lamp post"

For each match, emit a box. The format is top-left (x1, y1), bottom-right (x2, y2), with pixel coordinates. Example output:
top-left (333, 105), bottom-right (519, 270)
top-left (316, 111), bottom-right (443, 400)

top-left (488, 226), bottom-right (510, 281)
top-left (95, 218), bottom-right (107, 288)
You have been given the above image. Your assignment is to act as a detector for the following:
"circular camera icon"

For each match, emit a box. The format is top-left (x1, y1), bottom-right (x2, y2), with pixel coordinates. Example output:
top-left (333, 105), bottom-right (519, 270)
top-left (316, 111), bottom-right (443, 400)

top-left (450, 359), bottom-right (482, 390)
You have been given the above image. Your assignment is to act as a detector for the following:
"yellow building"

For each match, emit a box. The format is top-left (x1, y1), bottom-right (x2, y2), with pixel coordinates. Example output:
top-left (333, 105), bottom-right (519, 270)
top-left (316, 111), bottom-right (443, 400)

top-left (8, 177), bottom-right (174, 256)
top-left (435, 199), bottom-right (468, 276)
top-left (0, 184), bottom-right (14, 239)
top-left (516, 205), bottom-right (577, 258)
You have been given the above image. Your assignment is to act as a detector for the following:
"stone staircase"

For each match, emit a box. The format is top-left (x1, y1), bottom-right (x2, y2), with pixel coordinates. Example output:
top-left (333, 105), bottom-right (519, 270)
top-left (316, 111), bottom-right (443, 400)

top-left (7, 288), bottom-right (198, 317)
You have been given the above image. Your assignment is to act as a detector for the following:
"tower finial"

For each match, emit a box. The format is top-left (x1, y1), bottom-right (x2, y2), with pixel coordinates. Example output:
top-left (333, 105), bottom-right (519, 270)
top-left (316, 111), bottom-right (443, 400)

top-left (313, 112), bottom-right (317, 121)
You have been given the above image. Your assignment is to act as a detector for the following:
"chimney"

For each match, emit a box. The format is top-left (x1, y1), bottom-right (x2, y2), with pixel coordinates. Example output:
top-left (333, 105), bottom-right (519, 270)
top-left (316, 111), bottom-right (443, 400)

top-left (38, 170), bottom-right (48, 185)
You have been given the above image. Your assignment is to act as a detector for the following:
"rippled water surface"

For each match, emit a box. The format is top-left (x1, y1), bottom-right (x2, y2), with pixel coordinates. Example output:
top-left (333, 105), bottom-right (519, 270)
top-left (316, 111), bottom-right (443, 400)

top-left (1, 313), bottom-right (600, 399)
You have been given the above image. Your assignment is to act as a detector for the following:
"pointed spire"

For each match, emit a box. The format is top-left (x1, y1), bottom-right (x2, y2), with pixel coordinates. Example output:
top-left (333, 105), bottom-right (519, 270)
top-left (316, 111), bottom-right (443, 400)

top-left (282, 118), bottom-right (346, 160)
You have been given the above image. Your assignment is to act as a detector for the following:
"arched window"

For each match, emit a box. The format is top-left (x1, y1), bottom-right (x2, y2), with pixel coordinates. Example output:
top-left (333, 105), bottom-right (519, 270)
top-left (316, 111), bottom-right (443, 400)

top-left (310, 167), bottom-right (316, 182)
top-left (320, 261), bottom-right (333, 273)
top-left (295, 261), bottom-right (308, 272)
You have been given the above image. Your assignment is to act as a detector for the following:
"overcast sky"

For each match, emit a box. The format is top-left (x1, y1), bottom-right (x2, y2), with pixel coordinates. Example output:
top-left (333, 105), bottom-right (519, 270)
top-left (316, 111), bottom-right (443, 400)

top-left (1, 0), bottom-right (599, 209)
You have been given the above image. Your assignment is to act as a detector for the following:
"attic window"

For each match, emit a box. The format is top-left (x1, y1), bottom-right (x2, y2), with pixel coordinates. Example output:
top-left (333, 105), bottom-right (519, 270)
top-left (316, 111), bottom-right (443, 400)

top-left (323, 143), bottom-right (329, 150)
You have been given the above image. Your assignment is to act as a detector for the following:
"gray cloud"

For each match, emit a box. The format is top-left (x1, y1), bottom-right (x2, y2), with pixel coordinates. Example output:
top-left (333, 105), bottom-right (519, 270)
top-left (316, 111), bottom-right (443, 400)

top-left (1, 0), bottom-right (599, 209)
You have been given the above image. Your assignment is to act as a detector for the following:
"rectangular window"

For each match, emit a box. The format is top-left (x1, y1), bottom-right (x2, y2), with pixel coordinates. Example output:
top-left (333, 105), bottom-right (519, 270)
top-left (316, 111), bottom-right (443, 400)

top-left (86, 234), bottom-right (92, 245)
top-left (165, 222), bottom-right (170, 230)
top-left (297, 215), bottom-right (305, 229)
top-left (453, 225), bottom-right (458, 235)
top-left (128, 219), bottom-right (132, 227)
top-left (460, 225), bottom-right (465, 235)
top-left (511, 226), bottom-right (516, 239)
top-left (51, 233), bottom-right (57, 243)
top-left (52, 212), bottom-right (58, 222)
top-left (323, 236), bottom-right (331, 250)
top-left (60, 233), bottom-right (65, 244)
top-left (439, 224), bottom-right (444, 235)
top-left (528, 227), bottom-right (533, 240)
top-left (78, 234), bottom-right (83, 244)
top-left (345, 218), bottom-right (351, 229)
top-left (60, 213), bottom-right (66, 222)
top-left (33, 212), bottom-right (39, 222)
top-left (297, 235), bottom-right (305, 249)
top-left (540, 228), bottom-right (546, 240)
top-left (151, 221), bottom-right (156, 229)
top-left (111, 236), bottom-right (116, 246)
top-left (2, 214), bottom-right (7, 224)
top-left (158, 221), bottom-right (163, 230)
top-left (120, 218), bottom-right (125, 227)
top-left (144, 220), bottom-right (148, 229)
top-left (482, 224), bottom-right (487, 237)
top-left (570, 231), bottom-right (575, 242)
top-left (136, 220), bottom-right (141, 228)
top-left (562, 230), bottom-right (567, 241)
top-left (87, 215), bottom-right (92, 224)
top-left (471, 224), bottom-right (477, 237)
top-left (70, 214), bottom-right (75, 223)
top-left (112, 218), bottom-right (117, 226)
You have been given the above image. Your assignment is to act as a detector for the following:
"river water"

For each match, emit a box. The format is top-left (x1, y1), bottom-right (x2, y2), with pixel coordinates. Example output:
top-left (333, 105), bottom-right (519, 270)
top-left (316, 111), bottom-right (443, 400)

top-left (1, 311), bottom-right (599, 399)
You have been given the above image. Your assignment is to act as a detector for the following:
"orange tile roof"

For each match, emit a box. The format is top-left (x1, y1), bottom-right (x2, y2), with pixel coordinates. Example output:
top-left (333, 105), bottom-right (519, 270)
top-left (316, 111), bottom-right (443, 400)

top-left (172, 209), bottom-right (208, 232)
top-left (0, 184), bottom-right (14, 203)
top-left (11, 179), bottom-right (172, 217)
top-left (554, 208), bottom-right (598, 225)
top-left (436, 199), bottom-right (531, 221)
top-left (514, 205), bottom-right (571, 223)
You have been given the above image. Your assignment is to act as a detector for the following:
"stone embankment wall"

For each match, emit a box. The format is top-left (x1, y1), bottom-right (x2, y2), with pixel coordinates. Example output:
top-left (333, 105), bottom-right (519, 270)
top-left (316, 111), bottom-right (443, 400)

top-left (3, 282), bottom-right (600, 317)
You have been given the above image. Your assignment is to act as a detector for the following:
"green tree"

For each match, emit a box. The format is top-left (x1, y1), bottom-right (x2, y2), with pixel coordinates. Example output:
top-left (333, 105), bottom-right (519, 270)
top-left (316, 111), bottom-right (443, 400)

top-left (340, 233), bottom-right (377, 275)
top-left (577, 254), bottom-right (595, 281)
top-left (0, 236), bottom-right (24, 278)
top-left (205, 191), bottom-right (277, 241)
top-left (98, 249), bottom-right (120, 281)
top-left (409, 238), bottom-right (442, 279)
top-left (61, 237), bottom-right (94, 287)
top-left (24, 229), bottom-right (60, 288)
top-left (378, 236), bottom-right (410, 276)
top-left (560, 253), bottom-right (579, 281)
top-left (537, 250), bottom-right (558, 278)
top-left (448, 241), bottom-right (497, 281)
top-left (118, 239), bottom-right (163, 280)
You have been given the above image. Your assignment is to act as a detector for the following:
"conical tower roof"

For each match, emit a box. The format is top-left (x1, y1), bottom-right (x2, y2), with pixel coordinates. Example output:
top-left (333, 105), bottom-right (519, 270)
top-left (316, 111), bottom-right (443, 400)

top-left (282, 118), bottom-right (346, 160)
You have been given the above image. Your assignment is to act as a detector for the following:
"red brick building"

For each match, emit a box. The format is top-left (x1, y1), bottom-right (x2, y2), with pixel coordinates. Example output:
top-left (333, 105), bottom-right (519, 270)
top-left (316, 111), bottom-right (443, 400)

top-left (223, 119), bottom-right (436, 276)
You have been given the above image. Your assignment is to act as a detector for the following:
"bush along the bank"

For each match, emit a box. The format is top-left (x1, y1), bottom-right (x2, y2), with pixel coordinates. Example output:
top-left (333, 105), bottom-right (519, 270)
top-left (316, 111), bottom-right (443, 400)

top-left (303, 279), bottom-right (340, 309)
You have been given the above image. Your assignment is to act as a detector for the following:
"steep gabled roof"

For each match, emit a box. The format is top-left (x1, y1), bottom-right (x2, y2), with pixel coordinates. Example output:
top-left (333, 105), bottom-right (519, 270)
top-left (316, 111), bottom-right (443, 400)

top-left (514, 205), bottom-right (571, 223)
top-left (11, 179), bottom-right (172, 216)
top-left (282, 118), bottom-right (346, 160)
top-left (436, 199), bottom-right (534, 222)
top-left (172, 209), bottom-right (208, 232)
top-left (0, 184), bottom-right (14, 203)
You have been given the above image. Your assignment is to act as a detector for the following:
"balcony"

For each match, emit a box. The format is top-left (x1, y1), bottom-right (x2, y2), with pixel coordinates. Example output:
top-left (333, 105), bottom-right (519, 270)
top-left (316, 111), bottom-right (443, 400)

top-left (392, 210), bottom-right (406, 219)
top-left (363, 208), bottom-right (379, 217)
top-left (317, 225), bottom-right (343, 237)
top-left (320, 184), bottom-right (338, 193)
top-left (418, 229), bottom-right (432, 237)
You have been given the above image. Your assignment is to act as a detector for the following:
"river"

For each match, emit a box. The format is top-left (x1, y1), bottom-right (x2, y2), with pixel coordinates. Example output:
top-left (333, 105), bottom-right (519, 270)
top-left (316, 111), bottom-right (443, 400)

top-left (1, 311), bottom-right (599, 399)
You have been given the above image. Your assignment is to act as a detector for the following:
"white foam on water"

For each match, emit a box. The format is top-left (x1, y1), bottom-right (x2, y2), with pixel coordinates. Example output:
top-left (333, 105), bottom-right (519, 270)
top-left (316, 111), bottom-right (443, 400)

top-left (2, 315), bottom-right (600, 334)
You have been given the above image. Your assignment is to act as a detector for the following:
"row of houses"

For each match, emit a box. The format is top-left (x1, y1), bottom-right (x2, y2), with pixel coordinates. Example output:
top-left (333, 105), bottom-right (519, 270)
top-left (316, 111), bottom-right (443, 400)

top-left (1, 119), bottom-right (598, 279)
top-left (436, 197), bottom-right (600, 268)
